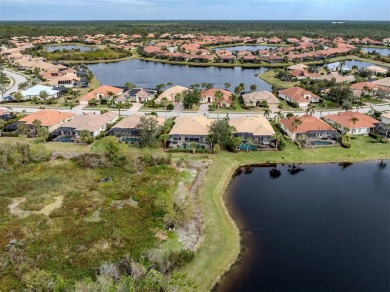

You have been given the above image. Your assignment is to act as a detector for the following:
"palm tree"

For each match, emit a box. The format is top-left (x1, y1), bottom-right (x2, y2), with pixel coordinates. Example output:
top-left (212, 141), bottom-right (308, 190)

top-left (263, 107), bottom-right (272, 119)
top-left (342, 100), bottom-right (353, 112)
top-left (305, 104), bottom-right (316, 116)
top-left (214, 90), bottom-right (224, 109)
top-left (124, 82), bottom-right (136, 90)
top-left (292, 117), bottom-right (302, 129)
top-left (161, 97), bottom-right (168, 109)
top-left (238, 83), bottom-right (245, 92)
top-left (79, 130), bottom-right (92, 145)
top-left (383, 123), bottom-right (390, 140)
top-left (318, 100), bottom-right (325, 117)
top-left (355, 100), bottom-right (364, 112)
top-left (274, 111), bottom-right (284, 123)
top-left (224, 82), bottom-right (231, 90)
top-left (351, 117), bottom-right (359, 135)
top-left (250, 84), bottom-right (257, 92)
top-left (115, 102), bottom-right (124, 116)
top-left (106, 91), bottom-right (115, 102)
top-left (272, 132), bottom-right (284, 150)
top-left (166, 82), bottom-right (173, 87)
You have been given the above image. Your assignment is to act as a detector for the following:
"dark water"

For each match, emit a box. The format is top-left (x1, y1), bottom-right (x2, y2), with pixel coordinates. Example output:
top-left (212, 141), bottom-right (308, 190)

top-left (219, 161), bottom-right (390, 292)
top-left (362, 47), bottom-right (390, 56)
top-left (88, 59), bottom-right (270, 90)
top-left (45, 45), bottom-right (96, 52)
top-left (215, 45), bottom-right (278, 52)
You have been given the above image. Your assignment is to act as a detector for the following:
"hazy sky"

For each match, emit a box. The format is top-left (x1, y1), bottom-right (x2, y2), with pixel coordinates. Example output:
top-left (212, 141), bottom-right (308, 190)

top-left (1, 0), bottom-right (389, 21)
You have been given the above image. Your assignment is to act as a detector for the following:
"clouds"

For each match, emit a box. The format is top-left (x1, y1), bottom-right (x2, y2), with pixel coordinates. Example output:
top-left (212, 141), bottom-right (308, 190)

top-left (0, 0), bottom-right (389, 20)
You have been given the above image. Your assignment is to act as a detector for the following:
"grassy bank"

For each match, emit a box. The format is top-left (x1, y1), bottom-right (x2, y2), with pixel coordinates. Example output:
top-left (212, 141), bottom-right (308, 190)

top-left (259, 70), bottom-right (299, 88)
top-left (180, 136), bottom-right (390, 291)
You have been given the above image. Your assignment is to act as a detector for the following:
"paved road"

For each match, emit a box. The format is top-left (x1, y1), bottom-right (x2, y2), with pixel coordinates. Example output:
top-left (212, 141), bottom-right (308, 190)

top-left (3, 69), bottom-right (29, 99)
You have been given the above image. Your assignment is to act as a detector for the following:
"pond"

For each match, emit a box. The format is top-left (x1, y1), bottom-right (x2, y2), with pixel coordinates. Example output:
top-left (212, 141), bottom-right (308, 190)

top-left (215, 45), bottom-right (278, 52)
top-left (218, 161), bottom-right (390, 292)
top-left (88, 59), bottom-right (271, 90)
top-left (361, 47), bottom-right (390, 56)
top-left (45, 45), bottom-right (97, 52)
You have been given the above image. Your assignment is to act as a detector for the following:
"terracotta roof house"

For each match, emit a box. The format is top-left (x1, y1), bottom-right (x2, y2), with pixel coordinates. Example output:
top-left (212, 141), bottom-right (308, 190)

top-left (79, 85), bottom-right (123, 105)
top-left (53, 112), bottom-right (118, 141)
top-left (200, 88), bottom-right (232, 107)
top-left (229, 115), bottom-right (276, 147)
top-left (319, 72), bottom-right (355, 83)
top-left (155, 85), bottom-right (189, 103)
top-left (19, 109), bottom-right (76, 133)
top-left (242, 91), bottom-right (280, 108)
top-left (323, 112), bottom-right (380, 135)
top-left (278, 87), bottom-right (320, 107)
top-left (280, 114), bottom-right (336, 141)
top-left (109, 113), bottom-right (165, 144)
top-left (168, 116), bottom-right (213, 149)
top-left (350, 82), bottom-right (378, 97)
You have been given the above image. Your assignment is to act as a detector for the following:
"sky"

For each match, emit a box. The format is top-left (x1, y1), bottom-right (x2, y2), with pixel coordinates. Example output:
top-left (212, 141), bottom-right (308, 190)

top-left (0, 0), bottom-right (389, 21)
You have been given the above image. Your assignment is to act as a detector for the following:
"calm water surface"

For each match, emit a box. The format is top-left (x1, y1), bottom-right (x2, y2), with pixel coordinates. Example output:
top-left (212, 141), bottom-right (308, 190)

top-left (361, 47), bottom-right (390, 56)
top-left (88, 59), bottom-right (270, 90)
top-left (45, 45), bottom-right (96, 52)
top-left (219, 161), bottom-right (390, 292)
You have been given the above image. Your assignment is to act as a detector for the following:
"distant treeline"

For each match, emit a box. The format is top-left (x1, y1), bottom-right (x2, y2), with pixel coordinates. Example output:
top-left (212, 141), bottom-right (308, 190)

top-left (0, 20), bottom-right (390, 40)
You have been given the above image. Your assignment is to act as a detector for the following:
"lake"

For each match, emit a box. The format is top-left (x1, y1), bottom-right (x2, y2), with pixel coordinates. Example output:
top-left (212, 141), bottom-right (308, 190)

top-left (215, 45), bottom-right (278, 52)
top-left (88, 59), bottom-right (271, 90)
top-left (219, 161), bottom-right (390, 292)
top-left (45, 45), bottom-right (96, 52)
top-left (362, 47), bottom-right (390, 56)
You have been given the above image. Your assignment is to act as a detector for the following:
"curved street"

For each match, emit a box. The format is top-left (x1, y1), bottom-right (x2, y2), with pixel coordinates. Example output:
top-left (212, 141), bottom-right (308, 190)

top-left (2, 68), bottom-right (29, 100)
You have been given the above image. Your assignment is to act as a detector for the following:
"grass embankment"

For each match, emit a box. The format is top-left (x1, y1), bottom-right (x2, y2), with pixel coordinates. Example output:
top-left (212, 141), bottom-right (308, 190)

top-left (259, 70), bottom-right (299, 88)
top-left (180, 136), bottom-right (390, 291)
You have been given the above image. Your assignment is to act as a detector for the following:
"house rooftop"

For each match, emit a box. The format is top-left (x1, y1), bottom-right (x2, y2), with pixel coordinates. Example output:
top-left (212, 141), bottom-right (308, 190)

top-left (229, 115), bottom-right (275, 136)
top-left (19, 109), bottom-right (75, 127)
top-left (80, 85), bottom-right (123, 102)
top-left (60, 112), bottom-right (118, 132)
top-left (323, 112), bottom-right (379, 129)
top-left (112, 113), bottom-right (165, 129)
top-left (281, 114), bottom-right (334, 134)
top-left (169, 116), bottom-right (213, 136)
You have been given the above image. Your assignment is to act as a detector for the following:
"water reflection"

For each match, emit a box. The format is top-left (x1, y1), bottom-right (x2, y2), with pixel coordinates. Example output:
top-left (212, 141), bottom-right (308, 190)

top-left (287, 163), bottom-right (304, 175)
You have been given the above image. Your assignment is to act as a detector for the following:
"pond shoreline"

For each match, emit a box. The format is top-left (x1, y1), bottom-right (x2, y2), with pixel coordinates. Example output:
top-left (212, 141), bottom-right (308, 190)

top-left (214, 159), bottom-right (389, 291)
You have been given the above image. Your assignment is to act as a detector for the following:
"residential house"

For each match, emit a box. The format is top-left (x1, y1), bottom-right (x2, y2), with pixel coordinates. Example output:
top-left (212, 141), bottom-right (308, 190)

top-left (242, 91), bottom-right (280, 109)
top-left (168, 116), bottom-right (213, 149)
top-left (0, 110), bottom-right (15, 121)
top-left (53, 112), bottom-right (118, 142)
top-left (109, 113), bottom-right (165, 144)
top-left (278, 87), bottom-right (320, 107)
top-left (155, 85), bottom-right (189, 103)
top-left (116, 88), bottom-right (156, 103)
top-left (350, 82), bottom-right (378, 97)
top-left (229, 115), bottom-right (276, 147)
top-left (21, 85), bottom-right (61, 100)
top-left (381, 111), bottom-right (390, 124)
top-left (366, 65), bottom-right (388, 75)
top-left (280, 114), bottom-right (336, 141)
top-left (18, 109), bottom-right (76, 133)
top-left (79, 85), bottom-right (123, 105)
top-left (287, 63), bottom-right (308, 71)
top-left (372, 77), bottom-right (390, 89)
top-left (200, 88), bottom-right (232, 107)
top-left (323, 112), bottom-right (380, 135)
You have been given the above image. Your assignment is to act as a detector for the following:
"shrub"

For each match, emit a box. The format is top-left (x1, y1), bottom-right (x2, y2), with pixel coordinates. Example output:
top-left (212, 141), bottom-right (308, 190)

top-left (166, 103), bottom-right (174, 110)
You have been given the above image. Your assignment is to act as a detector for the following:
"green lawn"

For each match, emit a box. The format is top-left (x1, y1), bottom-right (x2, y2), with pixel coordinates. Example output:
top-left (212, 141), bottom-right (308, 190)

top-left (259, 70), bottom-right (300, 88)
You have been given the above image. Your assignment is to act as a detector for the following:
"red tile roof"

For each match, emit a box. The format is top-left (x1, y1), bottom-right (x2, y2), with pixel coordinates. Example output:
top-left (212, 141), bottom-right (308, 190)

top-left (279, 87), bottom-right (319, 103)
top-left (323, 112), bottom-right (379, 129)
top-left (281, 114), bottom-right (335, 134)
top-left (80, 85), bottom-right (123, 102)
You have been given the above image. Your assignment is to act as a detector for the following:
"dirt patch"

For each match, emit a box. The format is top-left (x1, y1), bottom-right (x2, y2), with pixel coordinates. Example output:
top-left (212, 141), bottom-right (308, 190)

top-left (176, 160), bottom-right (211, 251)
top-left (9, 195), bottom-right (64, 218)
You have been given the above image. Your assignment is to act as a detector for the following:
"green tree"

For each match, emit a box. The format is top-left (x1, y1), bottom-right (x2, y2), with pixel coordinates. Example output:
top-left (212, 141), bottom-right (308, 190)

top-left (88, 98), bottom-right (98, 106)
top-left (39, 90), bottom-right (49, 102)
top-left (159, 133), bottom-right (169, 150)
top-left (124, 82), bottom-right (136, 90)
top-left (32, 119), bottom-right (42, 136)
top-left (182, 89), bottom-right (200, 109)
top-left (224, 82), bottom-right (231, 90)
top-left (292, 117), bottom-right (302, 129)
top-left (160, 97), bottom-right (169, 109)
top-left (207, 118), bottom-right (236, 148)
top-left (351, 117), bottom-right (359, 135)
top-left (137, 115), bottom-right (160, 147)
top-left (96, 136), bottom-right (126, 165)
top-left (13, 91), bottom-right (24, 102)
top-left (37, 126), bottom-right (49, 143)
top-left (250, 84), bottom-right (257, 92)
top-left (263, 107), bottom-right (272, 119)
top-left (342, 100), bottom-right (353, 112)
top-left (79, 130), bottom-right (93, 145)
